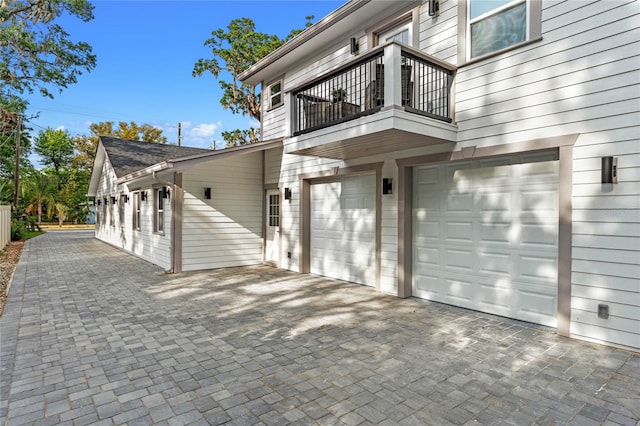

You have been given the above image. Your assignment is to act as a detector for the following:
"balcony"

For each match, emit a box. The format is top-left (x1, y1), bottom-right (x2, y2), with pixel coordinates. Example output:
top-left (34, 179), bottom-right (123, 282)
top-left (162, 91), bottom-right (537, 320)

top-left (288, 42), bottom-right (458, 160)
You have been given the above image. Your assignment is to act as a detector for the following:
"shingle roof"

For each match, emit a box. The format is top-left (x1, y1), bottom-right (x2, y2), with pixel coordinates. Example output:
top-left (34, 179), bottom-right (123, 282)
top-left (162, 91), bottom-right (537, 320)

top-left (100, 136), bottom-right (211, 178)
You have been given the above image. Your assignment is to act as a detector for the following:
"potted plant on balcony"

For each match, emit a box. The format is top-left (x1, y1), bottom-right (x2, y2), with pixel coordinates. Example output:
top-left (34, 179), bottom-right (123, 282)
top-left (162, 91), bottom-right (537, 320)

top-left (331, 87), bottom-right (347, 103)
top-left (328, 88), bottom-right (358, 120)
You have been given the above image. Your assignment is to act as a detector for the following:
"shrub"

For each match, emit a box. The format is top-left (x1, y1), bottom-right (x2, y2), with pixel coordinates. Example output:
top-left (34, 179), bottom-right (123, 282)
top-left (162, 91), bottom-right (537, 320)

top-left (11, 219), bottom-right (27, 241)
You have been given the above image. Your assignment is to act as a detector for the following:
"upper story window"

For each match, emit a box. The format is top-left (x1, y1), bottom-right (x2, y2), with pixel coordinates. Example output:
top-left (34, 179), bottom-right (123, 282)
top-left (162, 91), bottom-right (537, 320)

top-left (469, 0), bottom-right (527, 59)
top-left (268, 79), bottom-right (283, 109)
top-left (379, 21), bottom-right (412, 45)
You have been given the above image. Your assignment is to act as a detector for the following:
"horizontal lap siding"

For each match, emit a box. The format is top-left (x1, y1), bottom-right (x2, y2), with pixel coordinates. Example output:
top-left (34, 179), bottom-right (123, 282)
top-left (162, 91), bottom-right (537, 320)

top-left (264, 147), bottom-right (283, 185)
top-left (455, 0), bottom-right (640, 349)
top-left (95, 160), bottom-right (171, 270)
top-left (181, 152), bottom-right (263, 271)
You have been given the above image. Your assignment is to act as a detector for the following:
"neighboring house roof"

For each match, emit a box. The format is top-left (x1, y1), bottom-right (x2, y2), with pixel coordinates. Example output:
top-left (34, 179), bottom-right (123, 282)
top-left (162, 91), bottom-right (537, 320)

top-left (100, 136), bottom-right (210, 178)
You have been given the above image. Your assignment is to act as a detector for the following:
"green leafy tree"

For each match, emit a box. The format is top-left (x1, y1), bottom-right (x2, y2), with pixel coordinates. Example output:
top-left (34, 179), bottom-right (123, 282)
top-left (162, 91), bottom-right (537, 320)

top-left (0, 97), bottom-right (31, 180)
top-left (58, 168), bottom-right (90, 223)
top-left (34, 127), bottom-right (74, 176)
top-left (73, 121), bottom-right (168, 170)
top-left (193, 16), bottom-right (313, 146)
top-left (221, 128), bottom-right (259, 147)
top-left (21, 168), bottom-right (56, 224)
top-left (0, 0), bottom-right (97, 118)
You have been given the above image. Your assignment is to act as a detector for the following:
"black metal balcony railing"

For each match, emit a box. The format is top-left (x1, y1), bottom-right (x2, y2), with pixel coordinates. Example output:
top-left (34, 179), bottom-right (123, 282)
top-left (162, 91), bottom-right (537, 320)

top-left (401, 51), bottom-right (454, 123)
top-left (292, 48), bottom-right (454, 136)
top-left (293, 53), bottom-right (384, 135)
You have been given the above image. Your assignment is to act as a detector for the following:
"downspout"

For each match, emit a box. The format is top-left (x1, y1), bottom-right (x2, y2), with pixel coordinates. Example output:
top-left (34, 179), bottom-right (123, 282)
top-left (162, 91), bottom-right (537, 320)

top-left (165, 172), bottom-right (177, 274)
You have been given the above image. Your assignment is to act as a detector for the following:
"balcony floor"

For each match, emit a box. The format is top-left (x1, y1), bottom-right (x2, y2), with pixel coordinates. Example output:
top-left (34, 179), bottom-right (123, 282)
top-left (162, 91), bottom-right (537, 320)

top-left (286, 107), bottom-right (457, 160)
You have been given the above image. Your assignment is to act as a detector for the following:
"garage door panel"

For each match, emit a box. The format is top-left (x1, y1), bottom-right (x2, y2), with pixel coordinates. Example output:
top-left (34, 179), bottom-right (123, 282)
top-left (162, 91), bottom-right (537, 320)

top-left (444, 249), bottom-right (474, 272)
top-left (521, 223), bottom-right (557, 247)
top-left (415, 274), bottom-right (441, 297)
top-left (415, 246), bottom-right (440, 266)
top-left (479, 223), bottom-right (512, 244)
top-left (480, 191), bottom-right (512, 212)
top-left (413, 157), bottom-right (559, 327)
top-left (518, 254), bottom-right (557, 282)
top-left (444, 277), bottom-right (473, 304)
top-left (416, 167), bottom-right (440, 184)
top-left (477, 251), bottom-right (512, 275)
top-left (447, 194), bottom-right (474, 212)
top-left (478, 283), bottom-right (512, 310)
top-left (445, 222), bottom-right (474, 241)
top-left (521, 190), bottom-right (558, 213)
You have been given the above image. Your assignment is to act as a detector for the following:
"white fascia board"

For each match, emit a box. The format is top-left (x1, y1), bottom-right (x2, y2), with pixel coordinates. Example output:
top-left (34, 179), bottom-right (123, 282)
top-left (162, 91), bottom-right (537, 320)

top-left (87, 142), bottom-right (106, 196)
top-left (170, 139), bottom-right (284, 171)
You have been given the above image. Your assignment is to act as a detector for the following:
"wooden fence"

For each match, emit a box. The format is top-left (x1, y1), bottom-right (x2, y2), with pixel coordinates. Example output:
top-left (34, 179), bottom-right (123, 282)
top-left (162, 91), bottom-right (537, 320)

top-left (0, 205), bottom-right (10, 250)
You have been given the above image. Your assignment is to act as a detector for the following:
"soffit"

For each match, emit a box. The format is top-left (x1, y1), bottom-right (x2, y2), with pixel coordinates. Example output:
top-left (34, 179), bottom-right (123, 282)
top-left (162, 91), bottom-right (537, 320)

top-left (241, 0), bottom-right (420, 86)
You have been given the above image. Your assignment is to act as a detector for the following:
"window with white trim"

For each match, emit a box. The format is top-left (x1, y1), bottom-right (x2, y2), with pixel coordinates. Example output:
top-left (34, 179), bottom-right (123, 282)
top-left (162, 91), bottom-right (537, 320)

top-left (379, 20), bottom-right (412, 46)
top-left (118, 195), bottom-right (125, 227)
top-left (154, 187), bottom-right (165, 234)
top-left (268, 80), bottom-right (283, 109)
top-left (468, 0), bottom-right (527, 59)
top-left (133, 192), bottom-right (141, 231)
top-left (269, 194), bottom-right (280, 227)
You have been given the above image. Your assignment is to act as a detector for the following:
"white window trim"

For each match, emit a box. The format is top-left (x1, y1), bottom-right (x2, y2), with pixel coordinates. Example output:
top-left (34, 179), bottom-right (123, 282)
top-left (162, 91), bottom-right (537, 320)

top-left (267, 78), bottom-right (283, 110)
top-left (458, 0), bottom-right (542, 66)
top-left (154, 187), bottom-right (165, 235)
top-left (133, 192), bottom-right (141, 232)
top-left (379, 20), bottom-right (413, 46)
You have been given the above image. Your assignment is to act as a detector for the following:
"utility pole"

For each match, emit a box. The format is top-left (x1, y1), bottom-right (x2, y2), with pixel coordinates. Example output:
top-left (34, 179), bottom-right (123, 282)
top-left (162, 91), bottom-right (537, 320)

top-left (177, 122), bottom-right (181, 146)
top-left (13, 114), bottom-right (20, 211)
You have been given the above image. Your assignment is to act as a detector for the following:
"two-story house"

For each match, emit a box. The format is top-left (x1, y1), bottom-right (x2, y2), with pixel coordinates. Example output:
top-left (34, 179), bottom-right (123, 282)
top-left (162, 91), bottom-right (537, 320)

top-left (89, 0), bottom-right (639, 351)
top-left (238, 0), bottom-right (639, 350)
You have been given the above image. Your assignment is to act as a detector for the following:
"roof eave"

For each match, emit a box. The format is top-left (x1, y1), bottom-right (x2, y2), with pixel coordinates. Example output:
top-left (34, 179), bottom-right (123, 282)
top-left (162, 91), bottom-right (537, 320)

top-left (87, 142), bottom-right (106, 196)
top-left (238, 0), bottom-right (371, 85)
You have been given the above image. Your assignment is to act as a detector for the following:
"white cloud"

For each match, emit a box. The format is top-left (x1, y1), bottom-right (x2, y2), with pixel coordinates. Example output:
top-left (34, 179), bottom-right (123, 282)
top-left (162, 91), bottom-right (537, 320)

top-left (189, 122), bottom-right (220, 138)
top-left (180, 121), bottom-right (223, 149)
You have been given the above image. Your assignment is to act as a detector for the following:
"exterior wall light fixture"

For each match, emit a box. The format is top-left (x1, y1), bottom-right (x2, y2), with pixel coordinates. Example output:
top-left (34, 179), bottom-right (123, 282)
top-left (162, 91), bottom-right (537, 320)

top-left (428, 0), bottom-right (439, 17)
top-left (350, 37), bottom-right (359, 55)
top-left (284, 187), bottom-right (292, 201)
top-left (601, 156), bottom-right (618, 184)
top-left (204, 187), bottom-right (211, 200)
top-left (383, 178), bottom-right (393, 195)
top-left (141, 191), bottom-right (147, 201)
top-left (161, 187), bottom-right (170, 199)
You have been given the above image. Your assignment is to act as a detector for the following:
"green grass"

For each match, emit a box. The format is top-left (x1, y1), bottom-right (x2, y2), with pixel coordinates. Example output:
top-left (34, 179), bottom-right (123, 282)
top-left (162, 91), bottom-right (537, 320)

top-left (23, 231), bottom-right (44, 240)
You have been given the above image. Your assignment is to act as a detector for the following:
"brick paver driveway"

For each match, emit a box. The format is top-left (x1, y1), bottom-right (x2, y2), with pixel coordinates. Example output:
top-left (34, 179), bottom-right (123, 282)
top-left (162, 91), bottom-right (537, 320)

top-left (1, 231), bottom-right (638, 425)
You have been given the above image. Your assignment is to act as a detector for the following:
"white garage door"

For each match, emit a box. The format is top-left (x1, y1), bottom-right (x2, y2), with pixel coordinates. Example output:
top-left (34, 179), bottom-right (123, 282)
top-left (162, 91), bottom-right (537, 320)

top-left (413, 153), bottom-right (559, 327)
top-left (311, 174), bottom-right (376, 286)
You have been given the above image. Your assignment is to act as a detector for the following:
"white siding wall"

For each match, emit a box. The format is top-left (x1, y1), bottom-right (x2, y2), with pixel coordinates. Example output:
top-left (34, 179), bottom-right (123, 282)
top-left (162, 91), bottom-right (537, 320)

top-left (181, 152), bottom-right (263, 271)
top-left (264, 147), bottom-right (283, 185)
top-left (95, 160), bottom-right (172, 270)
top-left (453, 0), bottom-right (640, 349)
top-left (259, 0), bottom-right (638, 348)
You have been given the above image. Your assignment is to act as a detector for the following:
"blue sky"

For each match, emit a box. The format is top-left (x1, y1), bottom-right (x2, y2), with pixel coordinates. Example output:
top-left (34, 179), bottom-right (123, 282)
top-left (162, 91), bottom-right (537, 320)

top-left (25, 0), bottom-right (343, 151)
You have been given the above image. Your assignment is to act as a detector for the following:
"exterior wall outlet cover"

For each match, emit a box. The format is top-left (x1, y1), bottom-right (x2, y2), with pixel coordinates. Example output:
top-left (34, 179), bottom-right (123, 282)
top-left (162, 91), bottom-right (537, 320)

top-left (598, 304), bottom-right (609, 319)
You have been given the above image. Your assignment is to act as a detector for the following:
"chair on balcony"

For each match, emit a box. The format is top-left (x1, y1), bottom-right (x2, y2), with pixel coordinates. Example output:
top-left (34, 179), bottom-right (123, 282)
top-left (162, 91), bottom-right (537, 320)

top-left (364, 64), bottom-right (413, 110)
top-left (298, 94), bottom-right (331, 129)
